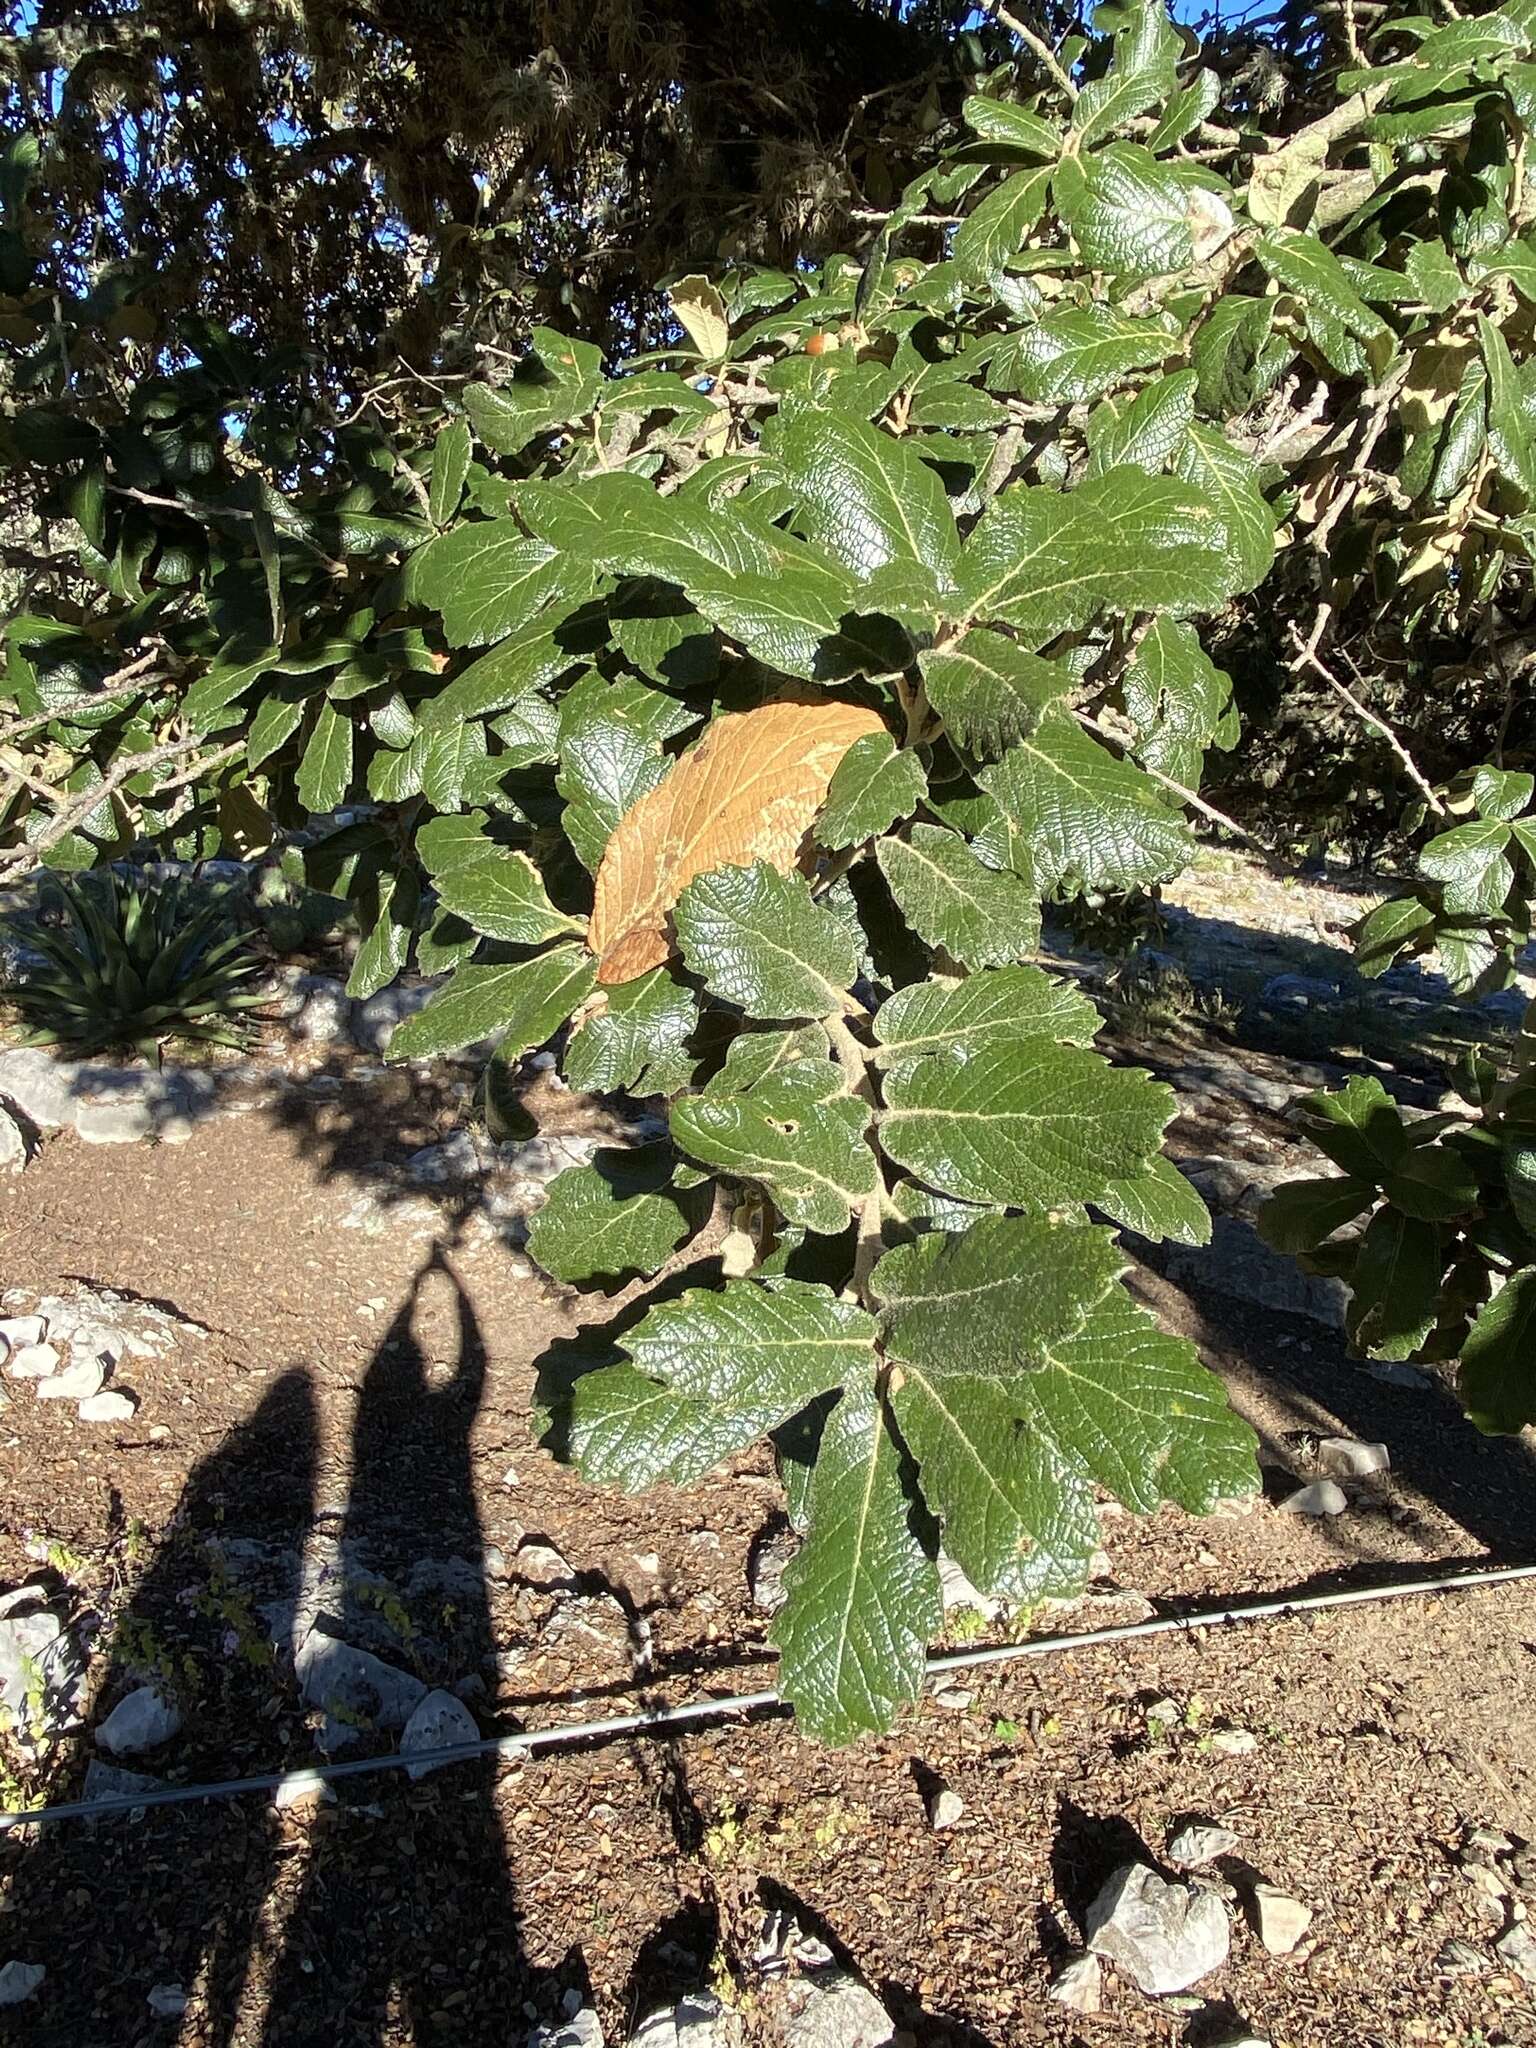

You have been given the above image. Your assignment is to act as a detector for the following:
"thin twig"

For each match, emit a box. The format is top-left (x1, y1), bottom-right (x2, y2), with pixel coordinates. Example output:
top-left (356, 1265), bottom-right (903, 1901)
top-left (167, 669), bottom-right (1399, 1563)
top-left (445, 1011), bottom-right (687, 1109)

top-left (987, 1), bottom-right (1078, 100)
top-left (0, 748), bottom-right (66, 806)
top-left (1072, 709), bottom-right (1289, 869)
top-left (109, 484), bottom-right (258, 525)
top-left (1491, 618), bottom-right (1518, 771)
top-left (1342, 0), bottom-right (1363, 63)
top-left (849, 208), bottom-right (963, 227)
top-left (1289, 626), bottom-right (1448, 818)
top-left (0, 735), bottom-right (244, 879)
top-left (0, 652), bottom-right (165, 750)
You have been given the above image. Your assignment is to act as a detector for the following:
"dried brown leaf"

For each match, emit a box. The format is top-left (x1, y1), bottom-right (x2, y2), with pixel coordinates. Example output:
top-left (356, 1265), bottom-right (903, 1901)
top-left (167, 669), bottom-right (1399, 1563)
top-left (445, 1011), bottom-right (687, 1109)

top-left (588, 697), bottom-right (886, 984)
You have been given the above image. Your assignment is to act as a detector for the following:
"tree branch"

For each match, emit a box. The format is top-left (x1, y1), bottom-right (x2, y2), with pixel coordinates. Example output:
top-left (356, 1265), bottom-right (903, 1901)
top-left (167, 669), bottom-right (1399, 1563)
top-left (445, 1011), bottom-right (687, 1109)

top-left (0, 734), bottom-right (244, 879)
top-left (986, 1), bottom-right (1078, 100)
top-left (1288, 625), bottom-right (1448, 818)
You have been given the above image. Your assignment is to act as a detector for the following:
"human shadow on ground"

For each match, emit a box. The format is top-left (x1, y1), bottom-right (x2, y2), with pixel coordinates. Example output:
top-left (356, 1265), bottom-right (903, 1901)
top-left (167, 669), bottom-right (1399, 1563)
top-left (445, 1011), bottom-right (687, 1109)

top-left (256, 1246), bottom-right (566, 2047)
top-left (1, 1254), bottom-right (580, 2048)
top-left (0, 1367), bottom-right (317, 2048)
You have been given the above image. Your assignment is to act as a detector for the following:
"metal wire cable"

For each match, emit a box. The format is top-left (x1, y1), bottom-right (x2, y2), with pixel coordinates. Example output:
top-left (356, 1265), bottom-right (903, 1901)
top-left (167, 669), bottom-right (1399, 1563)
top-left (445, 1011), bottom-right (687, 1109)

top-left (4, 1559), bottom-right (1531, 1832)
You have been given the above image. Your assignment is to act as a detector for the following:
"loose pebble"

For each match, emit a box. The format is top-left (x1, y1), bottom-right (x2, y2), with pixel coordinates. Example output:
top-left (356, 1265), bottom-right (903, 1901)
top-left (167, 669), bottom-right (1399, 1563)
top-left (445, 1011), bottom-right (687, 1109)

top-left (96, 1685), bottom-right (183, 1757)
top-left (7, 1343), bottom-right (61, 1379)
top-left (0, 1962), bottom-right (45, 2006)
top-left (78, 1390), bottom-right (138, 1423)
top-left (1434, 1938), bottom-right (1487, 1977)
top-left (1497, 1923), bottom-right (1536, 1986)
top-left (926, 1785), bottom-right (965, 1831)
top-left (272, 1770), bottom-right (337, 1811)
top-left (1279, 1479), bottom-right (1348, 1516)
top-left (1210, 1729), bottom-right (1258, 1757)
top-left (513, 1541), bottom-right (580, 1592)
top-left (1085, 1862), bottom-right (1230, 1995)
top-left (1167, 1820), bottom-right (1240, 1869)
top-left (1248, 1883), bottom-right (1314, 1955)
top-left (1045, 1954), bottom-right (1101, 2013)
top-left (400, 1689), bottom-right (480, 1781)
top-left (1317, 1437), bottom-right (1390, 1479)
top-left (36, 1357), bottom-right (107, 1402)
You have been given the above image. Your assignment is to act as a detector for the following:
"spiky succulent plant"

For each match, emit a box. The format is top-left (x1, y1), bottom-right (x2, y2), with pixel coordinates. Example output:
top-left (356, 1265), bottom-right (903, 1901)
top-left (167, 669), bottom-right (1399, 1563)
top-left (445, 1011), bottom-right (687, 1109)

top-left (3, 872), bottom-right (268, 1057)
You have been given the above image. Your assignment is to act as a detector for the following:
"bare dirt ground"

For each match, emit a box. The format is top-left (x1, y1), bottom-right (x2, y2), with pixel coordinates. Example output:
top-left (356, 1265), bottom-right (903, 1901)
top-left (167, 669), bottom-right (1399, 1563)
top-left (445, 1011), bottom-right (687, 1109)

top-left (2, 945), bottom-right (1536, 2048)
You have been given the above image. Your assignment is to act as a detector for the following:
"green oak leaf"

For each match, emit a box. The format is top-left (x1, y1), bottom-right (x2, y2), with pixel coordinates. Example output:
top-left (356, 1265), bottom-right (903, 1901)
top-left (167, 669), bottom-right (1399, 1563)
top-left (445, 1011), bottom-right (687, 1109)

top-left (872, 965), bottom-right (1100, 1076)
top-left (1419, 818), bottom-right (1515, 918)
top-left (527, 1148), bottom-right (694, 1283)
top-left (556, 671), bottom-right (697, 872)
top-left (873, 1215), bottom-right (1127, 1377)
top-left (1354, 894), bottom-right (1437, 978)
top-left (773, 406), bottom-right (961, 583)
top-left (816, 733), bottom-right (926, 848)
top-left (564, 1274), bottom-right (877, 1491)
top-left (953, 167), bottom-right (1053, 282)
top-left (295, 701), bottom-right (352, 813)
top-left (421, 719), bottom-right (488, 813)
top-left (420, 622), bottom-right (590, 730)
top-left (388, 944), bottom-right (596, 1062)
top-left (707, 1024), bottom-right (834, 1094)
top-left (416, 811), bottom-right (498, 876)
top-left (1473, 765), bottom-right (1535, 821)
top-left (883, 1249), bottom-right (1257, 1613)
top-left (1122, 616), bottom-right (1235, 787)
top-left (1096, 1154), bottom-right (1212, 1246)
top-left (772, 1367), bottom-right (942, 1745)
top-left (917, 633), bottom-right (1070, 754)
top-left (1173, 423), bottom-right (1277, 592)
top-left (675, 862), bottom-right (857, 1020)
top-left (890, 1368), bottom-right (1101, 1601)
top-left (986, 307), bottom-right (1173, 404)
top-left (1059, 143), bottom-right (1196, 282)
top-left (1255, 228), bottom-right (1396, 378)
top-left (432, 852), bottom-right (585, 947)
top-left (347, 868), bottom-right (420, 1002)
top-left (672, 1058), bottom-right (872, 1235)
top-left (878, 1039), bottom-right (1173, 1209)
top-left (1345, 1207), bottom-right (1443, 1361)
top-left (1460, 1267), bottom-right (1536, 1434)
top-left (411, 520), bottom-right (594, 647)
top-left (978, 709), bottom-right (1190, 894)
top-left (1293, 1075), bottom-right (1407, 1181)
top-left (958, 467), bottom-right (1239, 638)
top-left (563, 969), bottom-right (698, 1095)
top-left (962, 94), bottom-right (1060, 156)
top-left (429, 418), bottom-right (471, 527)
top-left (1257, 1174), bottom-right (1375, 1254)
top-left (1085, 369), bottom-right (1198, 478)
top-left (1015, 1290), bottom-right (1259, 1517)
top-left (876, 825), bottom-right (1041, 968)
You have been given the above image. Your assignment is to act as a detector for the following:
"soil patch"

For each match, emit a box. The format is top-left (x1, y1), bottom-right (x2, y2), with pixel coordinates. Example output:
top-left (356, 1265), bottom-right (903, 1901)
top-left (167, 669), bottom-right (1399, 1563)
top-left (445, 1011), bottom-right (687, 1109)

top-left (1, 1044), bottom-right (1534, 2047)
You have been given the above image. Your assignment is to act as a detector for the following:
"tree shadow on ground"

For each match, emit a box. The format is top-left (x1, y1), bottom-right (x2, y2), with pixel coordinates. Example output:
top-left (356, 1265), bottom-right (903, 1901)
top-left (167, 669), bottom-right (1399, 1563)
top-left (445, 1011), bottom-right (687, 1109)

top-left (1158, 1267), bottom-right (1536, 1571)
